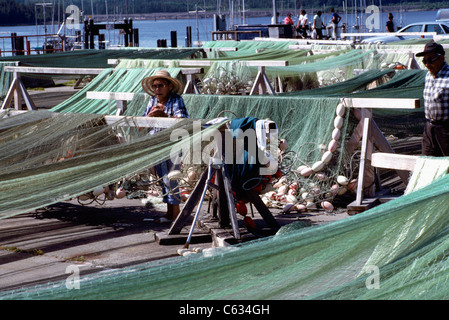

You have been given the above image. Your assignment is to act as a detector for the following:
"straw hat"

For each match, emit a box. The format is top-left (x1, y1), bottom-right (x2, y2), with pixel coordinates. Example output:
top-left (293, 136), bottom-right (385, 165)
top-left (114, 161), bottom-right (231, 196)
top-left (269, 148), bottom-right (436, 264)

top-left (141, 69), bottom-right (184, 95)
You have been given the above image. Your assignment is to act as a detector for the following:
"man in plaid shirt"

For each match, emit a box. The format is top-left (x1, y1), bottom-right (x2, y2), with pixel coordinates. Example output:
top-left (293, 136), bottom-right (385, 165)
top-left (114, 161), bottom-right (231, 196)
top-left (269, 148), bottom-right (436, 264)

top-left (416, 42), bottom-right (449, 156)
top-left (141, 70), bottom-right (188, 222)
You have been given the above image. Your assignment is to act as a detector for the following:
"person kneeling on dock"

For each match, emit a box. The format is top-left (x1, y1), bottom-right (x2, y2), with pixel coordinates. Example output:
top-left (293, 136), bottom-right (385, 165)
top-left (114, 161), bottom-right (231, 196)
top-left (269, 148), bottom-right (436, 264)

top-left (141, 69), bottom-right (188, 222)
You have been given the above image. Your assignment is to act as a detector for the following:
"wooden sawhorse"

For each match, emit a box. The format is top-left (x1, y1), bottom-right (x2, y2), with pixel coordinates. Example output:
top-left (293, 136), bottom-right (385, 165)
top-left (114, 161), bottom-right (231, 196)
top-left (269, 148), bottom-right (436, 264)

top-left (168, 157), bottom-right (280, 244)
top-left (344, 98), bottom-right (421, 214)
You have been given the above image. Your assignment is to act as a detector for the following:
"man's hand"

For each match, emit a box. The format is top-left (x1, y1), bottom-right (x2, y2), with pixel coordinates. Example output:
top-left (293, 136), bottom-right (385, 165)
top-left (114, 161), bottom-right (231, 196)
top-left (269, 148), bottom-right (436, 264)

top-left (148, 103), bottom-right (168, 117)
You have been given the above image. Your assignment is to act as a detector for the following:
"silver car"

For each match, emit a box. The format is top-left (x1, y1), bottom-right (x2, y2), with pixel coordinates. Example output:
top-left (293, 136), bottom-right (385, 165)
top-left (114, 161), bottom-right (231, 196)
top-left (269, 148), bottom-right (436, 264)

top-left (362, 21), bottom-right (449, 44)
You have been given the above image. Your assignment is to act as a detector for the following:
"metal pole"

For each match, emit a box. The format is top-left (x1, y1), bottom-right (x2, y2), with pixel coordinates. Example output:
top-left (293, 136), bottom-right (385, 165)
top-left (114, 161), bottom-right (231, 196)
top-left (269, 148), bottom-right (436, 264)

top-left (242, 0), bottom-right (245, 24)
top-left (379, 0), bottom-right (382, 32)
top-left (196, 4), bottom-right (199, 45)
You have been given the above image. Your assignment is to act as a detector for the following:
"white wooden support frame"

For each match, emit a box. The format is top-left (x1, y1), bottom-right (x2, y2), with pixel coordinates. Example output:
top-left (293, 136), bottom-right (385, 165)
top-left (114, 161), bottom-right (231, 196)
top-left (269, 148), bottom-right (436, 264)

top-left (179, 60), bottom-right (288, 95)
top-left (344, 97), bottom-right (421, 214)
top-left (246, 61), bottom-right (288, 95)
top-left (181, 68), bottom-right (203, 94)
top-left (107, 61), bottom-right (204, 94)
top-left (250, 66), bottom-right (275, 95)
top-left (356, 117), bottom-right (374, 205)
top-left (371, 152), bottom-right (418, 172)
top-left (1, 66), bottom-right (105, 111)
top-left (86, 92), bottom-right (135, 116)
top-left (1, 76), bottom-right (36, 111)
top-left (109, 59), bottom-right (287, 95)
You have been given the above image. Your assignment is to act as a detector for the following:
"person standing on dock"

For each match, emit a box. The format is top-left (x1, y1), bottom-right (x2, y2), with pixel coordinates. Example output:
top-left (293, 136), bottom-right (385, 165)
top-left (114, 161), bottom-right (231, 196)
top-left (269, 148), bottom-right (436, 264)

top-left (312, 11), bottom-right (325, 39)
top-left (330, 8), bottom-right (341, 40)
top-left (416, 42), bottom-right (449, 156)
top-left (386, 13), bottom-right (395, 32)
top-left (284, 13), bottom-right (293, 25)
top-left (284, 13), bottom-right (294, 38)
top-left (296, 9), bottom-right (309, 39)
top-left (271, 12), bottom-right (280, 24)
top-left (141, 69), bottom-right (188, 222)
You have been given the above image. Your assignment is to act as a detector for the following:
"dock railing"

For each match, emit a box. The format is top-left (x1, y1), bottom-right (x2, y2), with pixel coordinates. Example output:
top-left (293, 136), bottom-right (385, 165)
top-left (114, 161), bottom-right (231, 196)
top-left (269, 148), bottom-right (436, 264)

top-left (0, 33), bottom-right (66, 56)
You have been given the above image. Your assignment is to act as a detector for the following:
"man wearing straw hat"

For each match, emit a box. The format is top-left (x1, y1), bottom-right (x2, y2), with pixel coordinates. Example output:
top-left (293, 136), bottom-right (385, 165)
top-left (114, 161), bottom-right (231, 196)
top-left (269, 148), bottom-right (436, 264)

top-left (416, 42), bottom-right (449, 156)
top-left (142, 69), bottom-right (188, 222)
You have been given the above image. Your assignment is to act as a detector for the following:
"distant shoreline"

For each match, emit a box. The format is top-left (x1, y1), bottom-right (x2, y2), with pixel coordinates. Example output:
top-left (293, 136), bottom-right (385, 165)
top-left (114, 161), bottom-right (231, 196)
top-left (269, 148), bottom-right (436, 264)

top-left (1, 5), bottom-right (440, 26)
top-left (88, 10), bottom-right (271, 23)
top-left (77, 6), bottom-right (432, 23)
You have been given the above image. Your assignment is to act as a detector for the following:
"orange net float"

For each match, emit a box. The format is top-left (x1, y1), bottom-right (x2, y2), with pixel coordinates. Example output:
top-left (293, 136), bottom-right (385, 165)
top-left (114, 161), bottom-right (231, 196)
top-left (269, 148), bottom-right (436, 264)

top-left (243, 216), bottom-right (256, 230)
top-left (236, 201), bottom-right (248, 216)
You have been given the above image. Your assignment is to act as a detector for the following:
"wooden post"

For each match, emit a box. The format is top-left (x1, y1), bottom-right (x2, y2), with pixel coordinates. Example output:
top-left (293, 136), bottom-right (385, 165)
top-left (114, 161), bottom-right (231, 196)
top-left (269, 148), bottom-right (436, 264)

top-left (249, 66), bottom-right (275, 95)
top-left (220, 163), bottom-right (241, 239)
top-left (183, 74), bottom-right (201, 94)
top-left (168, 168), bottom-right (209, 235)
top-left (356, 117), bottom-right (373, 205)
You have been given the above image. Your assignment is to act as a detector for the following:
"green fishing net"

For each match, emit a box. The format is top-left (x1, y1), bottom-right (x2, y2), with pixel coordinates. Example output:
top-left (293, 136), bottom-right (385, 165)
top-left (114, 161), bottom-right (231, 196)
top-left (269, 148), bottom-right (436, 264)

top-left (50, 67), bottom-right (181, 114)
top-left (0, 41), bottom-right (440, 300)
top-left (0, 48), bottom-right (203, 68)
top-left (0, 62), bottom-right (16, 100)
top-left (0, 110), bottom-right (222, 219)
top-left (2, 170), bottom-right (449, 299)
top-left (9, 46), bottom-right (426, 224)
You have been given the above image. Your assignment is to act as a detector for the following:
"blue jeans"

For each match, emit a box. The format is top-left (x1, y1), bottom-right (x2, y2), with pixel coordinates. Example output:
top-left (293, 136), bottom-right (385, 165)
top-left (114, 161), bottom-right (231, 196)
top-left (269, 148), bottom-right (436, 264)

top-left (155, 159), bottom-right (181, 205)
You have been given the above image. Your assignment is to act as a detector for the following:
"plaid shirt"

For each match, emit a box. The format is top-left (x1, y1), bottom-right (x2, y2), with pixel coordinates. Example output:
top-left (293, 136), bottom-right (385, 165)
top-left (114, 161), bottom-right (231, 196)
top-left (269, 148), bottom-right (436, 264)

top-left (143, 93), bottom-right (189, 118)
top-left (423, 62), bottom-right (449, 122)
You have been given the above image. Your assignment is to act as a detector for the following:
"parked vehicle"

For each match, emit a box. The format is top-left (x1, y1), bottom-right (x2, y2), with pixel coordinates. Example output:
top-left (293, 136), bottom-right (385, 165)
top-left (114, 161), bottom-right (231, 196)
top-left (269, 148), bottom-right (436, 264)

top-left (362, 21), bottom-right (449, 44)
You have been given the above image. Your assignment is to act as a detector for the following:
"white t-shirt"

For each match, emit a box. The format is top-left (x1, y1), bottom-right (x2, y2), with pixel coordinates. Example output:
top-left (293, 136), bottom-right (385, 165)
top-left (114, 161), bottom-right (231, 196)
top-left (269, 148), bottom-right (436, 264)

top-left (313, 14), bottom-right (322, 29)
top-left (299, 14), bottom-right (308, 26)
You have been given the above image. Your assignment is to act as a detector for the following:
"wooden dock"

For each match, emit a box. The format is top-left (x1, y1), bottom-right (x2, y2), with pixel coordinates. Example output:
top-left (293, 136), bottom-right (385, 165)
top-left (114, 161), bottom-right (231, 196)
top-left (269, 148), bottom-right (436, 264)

top-left (0, 195), bottom-right (350, 292)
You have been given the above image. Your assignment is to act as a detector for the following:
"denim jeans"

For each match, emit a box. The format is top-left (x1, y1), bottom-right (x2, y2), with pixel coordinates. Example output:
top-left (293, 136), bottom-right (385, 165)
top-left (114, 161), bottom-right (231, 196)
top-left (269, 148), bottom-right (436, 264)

top-left (155, 159), bottom-right (181, 205)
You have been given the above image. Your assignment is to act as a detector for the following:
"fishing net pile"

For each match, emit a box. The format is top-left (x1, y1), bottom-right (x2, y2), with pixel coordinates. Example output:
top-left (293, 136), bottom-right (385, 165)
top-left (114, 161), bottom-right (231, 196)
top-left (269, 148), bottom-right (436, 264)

top-left (0, 110), bottom-right (222, 219)
top-left (0, 46), bottom-right (385, 216)
top-left (0, 41), bottom-right (443, 299)
top-left (1, 43), bottom-right (428, 221)
top-left (2, 162), bottom-right (449, 299)
top-left (0, 62), bottom-right (15, 100)
top-left (45, 65), bottom-right (383, 212)
top-left (0, 48), bottom-right (202, 101)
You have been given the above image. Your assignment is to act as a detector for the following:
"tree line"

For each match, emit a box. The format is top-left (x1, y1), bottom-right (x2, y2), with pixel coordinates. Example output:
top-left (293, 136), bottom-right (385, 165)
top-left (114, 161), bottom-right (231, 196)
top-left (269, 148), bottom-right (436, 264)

top-left (2, 0), bottom-right (448, 26)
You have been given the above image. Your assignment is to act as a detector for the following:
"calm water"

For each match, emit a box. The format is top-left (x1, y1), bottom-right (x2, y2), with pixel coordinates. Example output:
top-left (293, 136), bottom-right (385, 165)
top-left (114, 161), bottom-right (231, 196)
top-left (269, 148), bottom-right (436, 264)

top-left (0, 9), bottom-right (442, 54)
